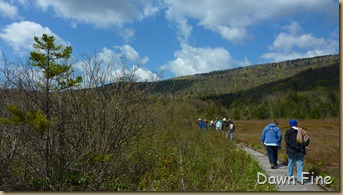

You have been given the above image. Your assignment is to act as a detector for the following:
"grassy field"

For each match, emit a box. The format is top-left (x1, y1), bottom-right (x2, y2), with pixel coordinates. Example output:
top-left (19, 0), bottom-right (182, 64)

top-left (233, 118), bottom-right (340, 191)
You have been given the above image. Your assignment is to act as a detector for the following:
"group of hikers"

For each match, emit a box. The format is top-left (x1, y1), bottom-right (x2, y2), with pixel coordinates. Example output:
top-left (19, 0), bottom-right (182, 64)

top-left (261, 119), bottom-right (310, 184)
top-left (198, 117), bottom-right (310, 184)
top-left (197, 117), bottom-right (235, 141)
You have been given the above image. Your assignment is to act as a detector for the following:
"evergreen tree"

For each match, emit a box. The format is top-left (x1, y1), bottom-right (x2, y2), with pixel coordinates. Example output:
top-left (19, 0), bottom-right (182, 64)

top-left (29, 34), bottom-right (82, 188)
top-left (0, 34), bottom-right (82, 189)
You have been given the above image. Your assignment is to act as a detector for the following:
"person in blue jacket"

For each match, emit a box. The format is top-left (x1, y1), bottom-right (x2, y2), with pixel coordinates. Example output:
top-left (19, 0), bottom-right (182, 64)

top-left (197, 118), bottom-right (205, 132)
top-left (261, 120), bottom-right (283, 169)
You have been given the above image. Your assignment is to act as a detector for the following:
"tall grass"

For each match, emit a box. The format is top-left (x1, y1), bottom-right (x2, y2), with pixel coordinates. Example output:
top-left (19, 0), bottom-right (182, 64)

top-left (137, 130), bottom-right (276, 191)
top-left (117, 101), bottom-right (276, 191)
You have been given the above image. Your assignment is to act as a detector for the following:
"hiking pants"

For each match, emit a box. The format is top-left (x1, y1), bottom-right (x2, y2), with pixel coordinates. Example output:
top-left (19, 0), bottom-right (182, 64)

top-left (287, 154), bottom-right (305, 183)
top-left (266, 146), bottom-right (279, 165)
top-left (227, 130), bottom-right (234, 141)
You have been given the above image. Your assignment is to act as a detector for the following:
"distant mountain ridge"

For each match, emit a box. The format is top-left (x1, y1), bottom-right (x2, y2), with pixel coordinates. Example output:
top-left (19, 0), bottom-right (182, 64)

top-left (149, 54), bottom-right (339, 97)
top-left (206, 61), bottom-right (339, 106)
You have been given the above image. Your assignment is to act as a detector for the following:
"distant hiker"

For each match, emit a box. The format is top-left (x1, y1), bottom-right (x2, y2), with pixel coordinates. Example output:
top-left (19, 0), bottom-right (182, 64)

top-left (285, 119), bottom-right (310, 184)
top-left (227, 118), bottom-right (235, 141)
top-left (203, 119), bottom-right (208, 130)
top-left (261, 120), bottom-right (282, 169)
top-left (209, 120), bottom-right (215, 128)
top-left (222, 118), bottom-right (229, 136)
top-left (197, 118), bottom-right (206, 132)
top-left (197, 118), bottom-right (202, 128)
top-left (215, 118), bottom-right (222, 131)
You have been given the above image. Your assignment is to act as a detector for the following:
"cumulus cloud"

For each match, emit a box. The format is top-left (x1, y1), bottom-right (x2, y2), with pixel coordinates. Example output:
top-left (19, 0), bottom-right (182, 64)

top-left (261, 21), bottom-right (338, 62)
top-left (141, 3), bottom-right (160, 20)
top-left (79, 46), bottom-right (159, 83)
top-left (163, 0), bottom-right (337, 44)
top-left (131, 65), bottom-right (160, 82)
top-left (114, 44), bottom-right (149, 65)
top-left (0, 21), bottom-right (69, 55)
top-left (33, 0), bottom-right (161, 39)
top-left (111, 45), bottom-right (157, 81)
top-left (162, 43), bottom-right (235, 77)
top-left (0, 0), bottom-right (18, 19)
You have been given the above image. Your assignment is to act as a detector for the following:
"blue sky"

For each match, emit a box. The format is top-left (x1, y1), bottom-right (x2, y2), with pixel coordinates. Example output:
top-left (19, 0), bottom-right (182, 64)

top-left (0, 0), bottom-right (339, 81)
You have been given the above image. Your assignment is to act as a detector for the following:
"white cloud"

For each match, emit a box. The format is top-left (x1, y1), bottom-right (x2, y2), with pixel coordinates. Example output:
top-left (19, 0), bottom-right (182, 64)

top-left (114, 44), bottom-right (149, 65)
top-left (112, 45), bottom-right (156, 81)
top-left (163, 0), bottom-right (337, 44)
top-left (141, 3), bottom-right (160, 20)
top-left (215, 25), bottom-right (250, 44)
top-left (175, 18), bottom-right (193, 42)
top-left (121, 44), bottom-right (141, 62)
top-left (261, 21), bottom-right (338, 62)
top-left (0, 0), bottom-right (18, 19)
top-left (131, 65), bottom-right (160, 81)
top-left (35, 0), bottom-right (137, 27)
top-left (270, 33), bottom-right (327, 52)
top-left (33, 0), bottom-right (161, 39)
top-left (0, 21), bottom-right (69, 55)
top-left (79, 46), bottom-right (159, 83)
top-left (163, 43), bottom-right (234, 77)
top-left (237, 57), bottom-right (252, 67)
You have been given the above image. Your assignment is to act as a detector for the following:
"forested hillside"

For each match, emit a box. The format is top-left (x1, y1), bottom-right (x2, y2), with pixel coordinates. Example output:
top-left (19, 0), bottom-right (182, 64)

top-left (151, 54), bottom-right (339, 96)
top-left (205, 62), bottom-right (339, 119)
top-left (145, 54), bottom-right (339, 119)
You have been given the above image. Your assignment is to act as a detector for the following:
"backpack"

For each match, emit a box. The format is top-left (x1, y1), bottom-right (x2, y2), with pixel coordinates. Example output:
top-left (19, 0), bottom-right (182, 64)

top-left (216, 120), bottom-right (222, 130)
top-left (222, 121), bottom-right (228, 130)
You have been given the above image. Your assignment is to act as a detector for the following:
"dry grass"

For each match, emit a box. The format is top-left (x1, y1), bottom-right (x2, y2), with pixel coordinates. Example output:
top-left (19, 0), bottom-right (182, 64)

top-left (234, 118), bottom-right (340, 191)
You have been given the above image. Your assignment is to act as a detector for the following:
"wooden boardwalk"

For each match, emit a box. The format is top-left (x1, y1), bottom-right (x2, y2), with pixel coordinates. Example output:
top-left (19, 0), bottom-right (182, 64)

top-left (239, 145), bottom-right (328, 191)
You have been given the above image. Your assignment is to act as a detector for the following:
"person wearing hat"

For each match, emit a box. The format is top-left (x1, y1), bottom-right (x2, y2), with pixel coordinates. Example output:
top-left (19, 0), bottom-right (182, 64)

top-left (222, 118), bottom-right (228, 136)
top-left (261, 120), bottom-right (282, 169)
top-left (285, 119), bottom-right (310, 184)
top-left (197, 118), bottom-right (206, 132)
top-left (197, 118), bottom-right (201, 127)
top-left (209, 120), bottom-right (215, 128)
top-left (203, 119), bottom-right (208, 130)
